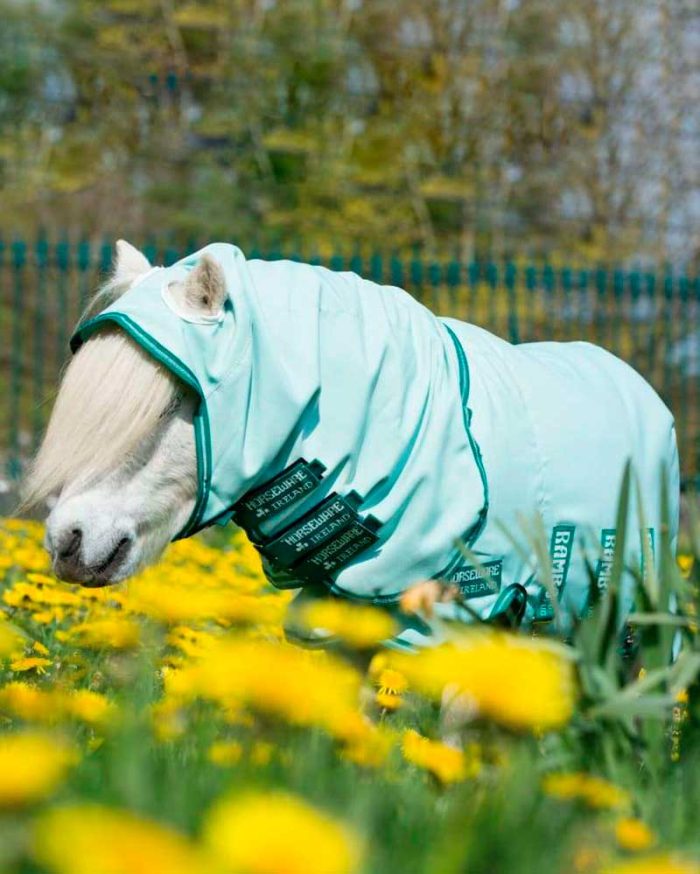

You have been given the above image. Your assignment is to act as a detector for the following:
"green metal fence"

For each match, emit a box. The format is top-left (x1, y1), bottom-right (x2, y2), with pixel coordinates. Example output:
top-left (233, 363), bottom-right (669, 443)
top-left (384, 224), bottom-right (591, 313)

top-left (1, 239), bottom-right (698, 490)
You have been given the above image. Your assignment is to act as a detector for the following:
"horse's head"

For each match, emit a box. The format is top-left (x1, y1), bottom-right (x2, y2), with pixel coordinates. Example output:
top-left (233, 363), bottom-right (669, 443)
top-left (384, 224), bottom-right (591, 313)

top-left (22, 240), bottom-right (227, 586)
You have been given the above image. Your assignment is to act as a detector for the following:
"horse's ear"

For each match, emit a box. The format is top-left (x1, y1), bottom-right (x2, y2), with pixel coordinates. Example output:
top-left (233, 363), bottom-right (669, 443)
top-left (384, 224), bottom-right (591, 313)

top-left (114, 240), bottom-right (151, 285)
top-left (184, 254), bottom-right (227, 315)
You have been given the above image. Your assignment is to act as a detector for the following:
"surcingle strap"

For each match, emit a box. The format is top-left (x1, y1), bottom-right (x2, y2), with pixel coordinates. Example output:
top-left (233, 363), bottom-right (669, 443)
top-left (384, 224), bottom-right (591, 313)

top-left (233, 459), bottom-right (381, 588)
top-left (233, 458), bottom-right (326, 539)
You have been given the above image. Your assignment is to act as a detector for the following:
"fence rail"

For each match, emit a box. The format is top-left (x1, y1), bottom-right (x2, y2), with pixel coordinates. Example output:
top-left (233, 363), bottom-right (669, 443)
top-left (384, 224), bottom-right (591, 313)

top-left (1, 239), bottom-right (698, 490)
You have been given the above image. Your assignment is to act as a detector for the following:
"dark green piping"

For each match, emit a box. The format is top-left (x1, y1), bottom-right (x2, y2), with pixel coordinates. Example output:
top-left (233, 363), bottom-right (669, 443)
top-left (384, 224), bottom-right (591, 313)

top-left (433, 324), bottom-right (490, 578)
top-left (327, 324), bottom-right (490, 605)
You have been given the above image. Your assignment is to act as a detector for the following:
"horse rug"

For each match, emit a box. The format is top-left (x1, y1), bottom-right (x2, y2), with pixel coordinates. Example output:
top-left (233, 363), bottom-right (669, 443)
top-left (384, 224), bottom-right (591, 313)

top-left (72, 243), bottom-right (680, 645)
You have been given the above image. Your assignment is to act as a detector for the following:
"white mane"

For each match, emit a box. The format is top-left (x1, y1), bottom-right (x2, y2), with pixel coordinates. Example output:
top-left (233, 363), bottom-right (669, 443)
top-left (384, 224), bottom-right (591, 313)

top-left (21, 278), bottom-right (179, 509)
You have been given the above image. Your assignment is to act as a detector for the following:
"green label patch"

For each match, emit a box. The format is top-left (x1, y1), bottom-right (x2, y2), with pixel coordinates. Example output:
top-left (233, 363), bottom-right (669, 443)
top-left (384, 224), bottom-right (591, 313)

top-left (532, 590), bottom-right (555, 622)
top-left (262, 492), bottom-right (362, 567)
top-left (447, 559), bottom-right (502, 599)
top-left (550, 524), bottom-right (575, 591)
top-left (595, 528), bottom-right (617, 592)
top-left (234, 459), bottom-right (326, 535)
top-left (531, 524), bottom-right (576, 622)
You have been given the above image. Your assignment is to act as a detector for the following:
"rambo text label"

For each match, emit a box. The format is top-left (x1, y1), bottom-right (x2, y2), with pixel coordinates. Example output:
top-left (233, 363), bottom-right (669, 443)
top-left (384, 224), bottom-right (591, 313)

top-left (534, 523), bottom-right (576, 621)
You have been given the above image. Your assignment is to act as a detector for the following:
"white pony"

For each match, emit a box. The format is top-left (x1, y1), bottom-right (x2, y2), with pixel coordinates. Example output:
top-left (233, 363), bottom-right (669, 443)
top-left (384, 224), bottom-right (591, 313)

top-left (24, 241), bottom-right (200, 584)
top-left (24, 240), bottom-right (678, 639)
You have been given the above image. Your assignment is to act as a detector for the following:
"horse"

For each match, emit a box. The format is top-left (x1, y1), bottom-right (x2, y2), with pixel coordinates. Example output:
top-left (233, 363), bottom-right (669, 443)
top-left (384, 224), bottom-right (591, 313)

top-left (23, 240), bottom-right (680, 646)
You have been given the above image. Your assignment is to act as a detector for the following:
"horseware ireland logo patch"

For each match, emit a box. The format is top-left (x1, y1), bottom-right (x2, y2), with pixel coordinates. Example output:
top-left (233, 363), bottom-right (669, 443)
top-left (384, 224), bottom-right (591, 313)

top-left (262, 492), bottom-right (368, 567)
top-left (293, 519), bottom-right (381, 579)
top-left (446, 559), bottom-right (503, 599)
top-left (234, 458), bottom-right (326, 535)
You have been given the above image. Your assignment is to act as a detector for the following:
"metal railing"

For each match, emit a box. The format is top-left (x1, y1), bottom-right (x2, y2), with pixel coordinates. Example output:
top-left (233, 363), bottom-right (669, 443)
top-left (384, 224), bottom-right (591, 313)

top-left (1, 238), bottom-right (698, 489)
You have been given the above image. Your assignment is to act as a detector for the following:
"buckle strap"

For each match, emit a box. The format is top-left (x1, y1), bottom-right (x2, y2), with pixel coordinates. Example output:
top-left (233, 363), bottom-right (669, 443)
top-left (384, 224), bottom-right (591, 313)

top-left (233, 458), bottom-right (381, 588)
top-left (233, 458), bottom-right (327, 538)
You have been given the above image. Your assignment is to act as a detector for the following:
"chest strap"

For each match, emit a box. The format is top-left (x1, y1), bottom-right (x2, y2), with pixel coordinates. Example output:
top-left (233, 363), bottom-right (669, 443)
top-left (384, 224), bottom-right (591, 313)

top-left (232, 458), bottom-right (381, 588)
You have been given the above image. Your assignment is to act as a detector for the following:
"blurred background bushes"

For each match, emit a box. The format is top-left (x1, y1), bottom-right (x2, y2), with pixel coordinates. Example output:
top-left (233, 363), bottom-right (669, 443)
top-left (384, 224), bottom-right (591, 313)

top-left (1, 0), bottom-right (698, 267)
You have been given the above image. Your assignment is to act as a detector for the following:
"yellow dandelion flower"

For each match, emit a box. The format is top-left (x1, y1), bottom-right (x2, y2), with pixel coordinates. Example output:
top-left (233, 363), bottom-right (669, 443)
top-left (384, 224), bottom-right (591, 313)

top-left (614, 818), bottom-right (656, 852)
top-left (375, 667), bottom-right (408, 710)
top-left (66, 617), bottom-right (140, 650)
top-left (166, 637), bottom-right (363, 741)
top-left (125, 576), bottom-right (283, 626)
top-left (26, 572), bottom-right (56, 585)
top-left (32, 641), bottom-right (50, 655)
top-left (250, 741), bottom-right (275, 767)
top-left (10, 656), bottom-right (52, 674)
top-left (368, 651), bottom-right (391, 679)
top-left (601, 854), bottom-right (700, 874)
top-left (401, 729), bottom-right (475, 784)
top-left (166, 626), bottom-right (220, 659)
top-left (4, 581), bottom-right (81, 609)
top-left (33, 804), bottom-right (211, 874)
top-left (377, 668), bottom-right (408, 694)
top-left (0, 681), bottom-right (56, 722)
top-left (677, 555), bottom-right (694, 578)
top-left (65, 690), bottom-right (116, 728)
top-left (392, 630), bottom-right (576, 732)
top-left (342, 724), bottom-right (395, 769)
top-left (203, 791), bottom-right (361, 874)
top-left (208, 740), bottom-right (243, 767)
top-left (33, 607), bottom-right (66, 624)
top-left (0, 732), bottom-right (77, 807)
top-left (0, 621), bottom-right (24, 658)
top-left (542, 772), bottom-right (631, 810)
top-left (298, 600), bottom-right (397, 649)
top-left (151, 697), bottom-right (187, 743)
top-left (0, 681), bottom-right (115, 728)
top-left (375, 689), bottom-right (403, 710)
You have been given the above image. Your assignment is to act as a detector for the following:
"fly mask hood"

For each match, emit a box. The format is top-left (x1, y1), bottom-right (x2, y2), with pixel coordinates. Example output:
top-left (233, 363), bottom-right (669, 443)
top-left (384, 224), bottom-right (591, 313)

top-left (71, 244), bottom-right (487, 603)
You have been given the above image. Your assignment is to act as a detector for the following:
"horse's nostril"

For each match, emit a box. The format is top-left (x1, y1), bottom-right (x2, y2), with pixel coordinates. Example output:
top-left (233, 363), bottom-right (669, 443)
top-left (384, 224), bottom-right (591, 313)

top-left (58, 528), bottom-right (82, 560)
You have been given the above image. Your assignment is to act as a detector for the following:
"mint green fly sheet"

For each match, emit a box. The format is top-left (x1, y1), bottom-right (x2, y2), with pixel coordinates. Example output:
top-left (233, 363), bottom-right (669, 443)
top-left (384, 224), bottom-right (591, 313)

top-left (72, 243), bottom-right (680, 643)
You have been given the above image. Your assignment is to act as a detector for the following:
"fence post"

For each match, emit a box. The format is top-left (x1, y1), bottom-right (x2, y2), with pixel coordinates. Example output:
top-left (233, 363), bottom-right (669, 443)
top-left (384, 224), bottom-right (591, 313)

top-left (524, 265), bottom-right (537, 341)
top-left (577, 269), bottom-right (589, 341)
top-left (446, 260), bottom-right (460, 319)
top-left (505, 262), bottom-right (519, 344)
top-left (56, 239), bottom-right (70, 374)
top-left (561, 267), bottom-right (572, 341)
top-left (369, 252), bottom-right (383, 284)
top-left (428, 262), bottom-right (441, 313)
top-left (77, 240), bottom-right (91, 314)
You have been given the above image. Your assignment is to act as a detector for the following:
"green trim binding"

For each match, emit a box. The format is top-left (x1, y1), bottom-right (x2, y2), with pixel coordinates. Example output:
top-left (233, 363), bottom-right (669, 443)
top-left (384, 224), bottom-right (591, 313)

top-left (324, 324), bottom-right (491, 606)
top-left (70, 313), bottom-right (212, 540)
top-left (434, 324), bottom-right (490, 579)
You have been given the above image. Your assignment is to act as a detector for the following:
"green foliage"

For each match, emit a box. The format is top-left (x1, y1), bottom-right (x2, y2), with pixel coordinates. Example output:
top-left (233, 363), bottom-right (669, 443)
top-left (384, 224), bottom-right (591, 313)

top-left (0, 0), bottom-right (696, 265)
top-left (0, 485), bottom-right (699, 872)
